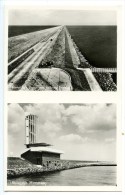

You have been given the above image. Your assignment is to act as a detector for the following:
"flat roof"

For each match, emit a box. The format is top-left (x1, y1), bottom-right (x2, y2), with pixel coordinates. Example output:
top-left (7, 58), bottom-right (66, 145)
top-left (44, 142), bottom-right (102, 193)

top-left (24, 146), bottom-right (64, 154)
top-left (26, 143), bottom-right (52, 147)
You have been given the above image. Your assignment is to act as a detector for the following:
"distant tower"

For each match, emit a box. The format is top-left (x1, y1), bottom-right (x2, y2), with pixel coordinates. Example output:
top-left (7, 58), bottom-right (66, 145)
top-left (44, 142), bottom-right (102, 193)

top-left (25, 114), bottom-right (38, 145)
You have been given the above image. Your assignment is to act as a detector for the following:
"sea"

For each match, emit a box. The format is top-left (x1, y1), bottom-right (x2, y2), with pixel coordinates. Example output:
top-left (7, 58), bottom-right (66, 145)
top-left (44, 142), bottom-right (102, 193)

top-left (7, 166), bottom-right (116, 186)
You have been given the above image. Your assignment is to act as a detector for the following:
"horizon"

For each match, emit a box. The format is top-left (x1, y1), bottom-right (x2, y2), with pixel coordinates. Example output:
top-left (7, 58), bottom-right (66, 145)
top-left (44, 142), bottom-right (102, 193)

top-left (7, 156), bottom-right (116, 163)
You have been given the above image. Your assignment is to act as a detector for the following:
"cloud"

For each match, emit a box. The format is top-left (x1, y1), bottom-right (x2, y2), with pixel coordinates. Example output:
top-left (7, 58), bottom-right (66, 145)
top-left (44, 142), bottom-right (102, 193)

top-left (9, 10), bottom-right (116, 25)
top-left (21, 104), bottom-right (65, 138)
top-left (59, 134), bottom-right (88, 144)
top-left (105, 138), bottom-right (115, 143)
top-left (19, 103), bottom-right (116, 140)
top-left (11, 103), bottom-right (116, 138)
top-left (64, 104), bottom-right (116, 133)
top-left (8, 104), bottom-right (24, 133)
top-left (23, 103), bottom-right (65, 122)
top-left (8, 104), bottom-right (26, 156)
top-left (41, 121), bottom-right (62, 138)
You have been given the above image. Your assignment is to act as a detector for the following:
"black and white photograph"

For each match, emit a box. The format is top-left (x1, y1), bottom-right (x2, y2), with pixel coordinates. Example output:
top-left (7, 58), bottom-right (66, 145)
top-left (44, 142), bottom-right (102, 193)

top-left (7, 103), bottom-right (117, 187)
top-left (8, 9), bottom-right (117, 91)
top-left (1, 0), bottom-right (124, 194)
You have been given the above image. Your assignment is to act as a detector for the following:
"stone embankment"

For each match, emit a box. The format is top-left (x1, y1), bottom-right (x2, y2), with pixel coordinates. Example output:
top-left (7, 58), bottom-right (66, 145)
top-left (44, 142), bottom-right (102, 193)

top-left (7, 158), bottom-right (116, 179)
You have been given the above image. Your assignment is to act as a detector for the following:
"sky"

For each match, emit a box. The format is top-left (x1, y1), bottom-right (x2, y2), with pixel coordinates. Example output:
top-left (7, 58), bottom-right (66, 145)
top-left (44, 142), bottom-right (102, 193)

top-left (9, 9), bottom-right (117, 25)
top-left (8, 103), bottom-right (116, 162)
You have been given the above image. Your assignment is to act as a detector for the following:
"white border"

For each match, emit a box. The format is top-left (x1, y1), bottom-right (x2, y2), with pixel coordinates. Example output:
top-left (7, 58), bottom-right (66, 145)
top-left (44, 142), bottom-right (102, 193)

top-left (2, 0), bottom-right (124, 193)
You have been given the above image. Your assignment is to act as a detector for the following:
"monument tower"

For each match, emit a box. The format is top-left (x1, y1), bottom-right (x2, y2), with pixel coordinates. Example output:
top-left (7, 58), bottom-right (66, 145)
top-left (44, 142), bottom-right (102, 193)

top-left (25, 114), bottom-right (38, 145)
top-left (22, 113), bottom-right (63, 165)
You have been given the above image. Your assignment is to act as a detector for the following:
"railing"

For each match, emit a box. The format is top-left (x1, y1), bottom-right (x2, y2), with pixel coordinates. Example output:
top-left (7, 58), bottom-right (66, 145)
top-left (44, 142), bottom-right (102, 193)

top-left (91, 68), bottom-right (117, 73)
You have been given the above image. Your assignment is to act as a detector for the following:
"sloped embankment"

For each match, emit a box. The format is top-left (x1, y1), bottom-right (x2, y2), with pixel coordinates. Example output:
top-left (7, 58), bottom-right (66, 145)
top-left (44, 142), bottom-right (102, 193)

top-left (64, 29), bottom-right (91, 91)
top-left (8, 27), bottom-right (60, 62)
top-left (67, 28), bottom-right (117, 91)
top-left (93, 72), bottom-right (117, 91)
top-left (38, 28), bottom-right (65, 68)
top-left (27, 27), bottom-right (91, 91)
top-left (7, 157), bottom-right (116, 179)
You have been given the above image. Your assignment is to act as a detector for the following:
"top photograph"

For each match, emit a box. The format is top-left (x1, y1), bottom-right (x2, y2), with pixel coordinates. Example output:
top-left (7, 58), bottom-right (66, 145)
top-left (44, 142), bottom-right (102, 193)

top-left (8, 9), bottom-right (117, 91)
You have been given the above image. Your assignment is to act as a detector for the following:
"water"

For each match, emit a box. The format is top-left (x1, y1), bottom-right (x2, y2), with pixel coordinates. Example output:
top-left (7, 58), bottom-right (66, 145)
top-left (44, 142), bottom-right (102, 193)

top-left (67, 26), bottom-right (117, 68)
top-left (8, 166), bottom-right (116, 186)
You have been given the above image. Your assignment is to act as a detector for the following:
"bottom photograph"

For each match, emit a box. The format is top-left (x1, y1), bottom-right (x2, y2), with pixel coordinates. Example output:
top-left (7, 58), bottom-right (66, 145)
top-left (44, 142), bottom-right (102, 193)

top-left (7, 103), bottom-right (116, 187)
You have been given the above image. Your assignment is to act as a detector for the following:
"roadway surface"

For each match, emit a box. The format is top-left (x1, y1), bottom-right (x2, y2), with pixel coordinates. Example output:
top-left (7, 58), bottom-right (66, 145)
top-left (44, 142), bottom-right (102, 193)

top-left (8, 26), bottom-right (63, 90)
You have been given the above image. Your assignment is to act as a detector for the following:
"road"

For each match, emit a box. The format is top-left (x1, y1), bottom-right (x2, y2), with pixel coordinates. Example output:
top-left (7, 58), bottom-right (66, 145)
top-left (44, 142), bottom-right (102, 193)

top-left (8, 26), bottom-right (63, 90)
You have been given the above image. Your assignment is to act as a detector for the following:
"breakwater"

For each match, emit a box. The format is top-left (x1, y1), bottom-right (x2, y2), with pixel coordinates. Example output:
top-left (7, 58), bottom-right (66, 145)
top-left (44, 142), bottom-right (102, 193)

top-left (7, 159), bottom-right (116, 179)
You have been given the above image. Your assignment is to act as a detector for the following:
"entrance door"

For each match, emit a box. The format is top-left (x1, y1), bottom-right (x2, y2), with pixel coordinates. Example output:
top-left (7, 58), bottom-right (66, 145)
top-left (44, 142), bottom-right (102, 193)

top-left (37, 157), bottom-right (41, 165)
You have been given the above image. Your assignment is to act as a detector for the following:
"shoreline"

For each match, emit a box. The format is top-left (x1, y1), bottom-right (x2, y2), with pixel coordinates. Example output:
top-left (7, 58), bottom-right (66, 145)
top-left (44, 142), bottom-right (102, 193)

top-left (7, 163), bottom-right (117, 179)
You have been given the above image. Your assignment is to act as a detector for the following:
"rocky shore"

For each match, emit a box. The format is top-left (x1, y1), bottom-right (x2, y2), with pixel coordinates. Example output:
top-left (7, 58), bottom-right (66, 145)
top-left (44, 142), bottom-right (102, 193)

top-left (7, 161), bottom-right (116, 179)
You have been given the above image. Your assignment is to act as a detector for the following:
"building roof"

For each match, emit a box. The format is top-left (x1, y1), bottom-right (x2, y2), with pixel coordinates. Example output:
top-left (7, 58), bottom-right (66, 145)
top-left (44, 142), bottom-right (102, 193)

top-left (24, 146), bottom-right (64, 154)
top-left (26, 143), bottom-right (52, 148)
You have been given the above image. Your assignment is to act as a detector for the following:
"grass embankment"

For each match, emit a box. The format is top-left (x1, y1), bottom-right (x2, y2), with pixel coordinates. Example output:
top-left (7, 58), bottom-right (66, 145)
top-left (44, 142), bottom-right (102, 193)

top-left (64, 30), bottom-right (91, 91)
top-left (8, 27), bottom-right (58, 62)
top-left (35, 29), bottom-right (91, 91)
top-left (8, 33), bottom-right (43, 62)
top-left (8, 49), bottom-right (34, 74)
top-left (9, 25), bottom-right (57, 37)
top-left (38, 28), bottom-right (65, 68)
